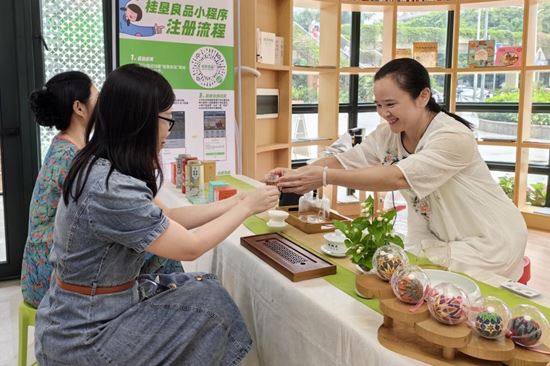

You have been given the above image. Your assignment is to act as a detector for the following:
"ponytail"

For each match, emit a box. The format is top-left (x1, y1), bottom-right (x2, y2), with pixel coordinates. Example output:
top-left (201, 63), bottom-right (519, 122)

top-left (427, 97), bottom-right (473, 130)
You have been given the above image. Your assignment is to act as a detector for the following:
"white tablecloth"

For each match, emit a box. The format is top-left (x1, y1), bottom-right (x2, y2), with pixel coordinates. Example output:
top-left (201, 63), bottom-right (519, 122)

top-left (157, 178), bottom-right (549, 366)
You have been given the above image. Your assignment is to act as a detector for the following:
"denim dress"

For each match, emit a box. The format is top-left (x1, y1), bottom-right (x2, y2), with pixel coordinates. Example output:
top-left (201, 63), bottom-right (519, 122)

top-left (35, 159), bottom-right (252, 365)
top-left (22, 136), bottom-right (184, 308)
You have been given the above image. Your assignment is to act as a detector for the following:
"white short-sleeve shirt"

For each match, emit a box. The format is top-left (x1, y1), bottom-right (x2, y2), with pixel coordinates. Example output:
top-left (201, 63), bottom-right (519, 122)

top-left (336, 112), bottom-right (527, 280)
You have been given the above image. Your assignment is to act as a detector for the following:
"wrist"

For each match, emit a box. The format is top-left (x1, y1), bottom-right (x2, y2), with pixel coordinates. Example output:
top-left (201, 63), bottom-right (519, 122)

top-left (234, 200), bottom-right (254, 218)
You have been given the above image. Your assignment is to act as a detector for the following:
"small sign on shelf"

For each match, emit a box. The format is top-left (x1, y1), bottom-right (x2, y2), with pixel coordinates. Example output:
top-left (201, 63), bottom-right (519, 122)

top-left (413, 42), bottom-right (438, 68)
top-left (467, 40), bottom-right (495, 67)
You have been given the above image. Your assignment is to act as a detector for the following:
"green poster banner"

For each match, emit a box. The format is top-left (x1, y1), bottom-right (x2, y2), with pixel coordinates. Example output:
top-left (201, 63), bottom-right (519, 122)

top-left (119, 38), bottom-right (234, 90)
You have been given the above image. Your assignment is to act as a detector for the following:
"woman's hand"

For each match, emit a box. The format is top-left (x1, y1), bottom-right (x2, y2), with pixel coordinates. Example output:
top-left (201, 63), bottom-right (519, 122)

top-left (266, 167), bottom-right (293, 180)
top-left (242, 185), bottom-right (280, 215)
top-left (276, 165), bottom-right (324, 194)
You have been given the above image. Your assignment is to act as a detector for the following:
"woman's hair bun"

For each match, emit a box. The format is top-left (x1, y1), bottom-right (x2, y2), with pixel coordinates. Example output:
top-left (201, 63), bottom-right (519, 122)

top-left (29, 87), bottom-right (61, 128)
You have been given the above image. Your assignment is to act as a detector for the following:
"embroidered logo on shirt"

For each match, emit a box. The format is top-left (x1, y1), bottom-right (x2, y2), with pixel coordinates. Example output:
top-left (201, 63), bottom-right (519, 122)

top-left (412, 195), bottom-right (432, 220)
top-left (383, 150), bottom-right (400, 166)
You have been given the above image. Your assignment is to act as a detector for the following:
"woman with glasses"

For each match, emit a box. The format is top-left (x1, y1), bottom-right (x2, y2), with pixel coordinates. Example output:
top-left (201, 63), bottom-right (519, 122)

top-left (35, 64), bottom-right (280, 365)
top-left (270, 58), bottom-right (527, 281)
top-left (21, 72), bottom-right (183, 310)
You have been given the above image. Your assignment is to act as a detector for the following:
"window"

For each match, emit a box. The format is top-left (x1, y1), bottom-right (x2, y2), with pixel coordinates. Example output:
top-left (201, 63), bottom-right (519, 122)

top-left (458, 6), bottom-right (524, 68)
top-left (397, 9), bottom-right (450, 68)
top-left (289, 1), bottom-right (550, 211)
top-left (293, 7), bottom-right (320, 67)
top-left (40, 0), bottom-right (107, 161)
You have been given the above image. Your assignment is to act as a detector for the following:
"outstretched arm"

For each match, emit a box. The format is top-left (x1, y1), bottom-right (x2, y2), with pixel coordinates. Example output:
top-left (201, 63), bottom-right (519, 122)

top-left (155, 193), bottom-right (247, 229)
top-left (277, 164), bottom-right (409, 195)
top-left (146, 186), bottom-right (280, 261)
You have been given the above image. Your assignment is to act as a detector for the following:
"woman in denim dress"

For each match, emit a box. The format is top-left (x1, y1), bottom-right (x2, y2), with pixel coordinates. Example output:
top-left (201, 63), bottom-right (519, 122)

top-left (22, 72), bottom-right (183, 309)
top-left (35, 64), bottom-right (280, 365)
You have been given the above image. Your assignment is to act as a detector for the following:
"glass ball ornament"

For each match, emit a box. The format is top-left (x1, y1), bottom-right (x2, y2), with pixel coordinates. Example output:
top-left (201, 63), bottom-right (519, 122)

top-left (390, 265), bottom-right (430, 304)
top-left (372, 244), bottom-right (408, 282)
top-left (508, 304), bottom-right (549, 347)
top-left (426, 282), bottom-right (470, 325)
top-left (468, 296), bottom-right (510, 339)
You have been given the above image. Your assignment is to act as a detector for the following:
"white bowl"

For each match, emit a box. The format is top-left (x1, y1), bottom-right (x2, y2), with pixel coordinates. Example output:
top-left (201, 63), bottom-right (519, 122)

top-left (268, 210), bottom-right (289, 221)
top-left (424, 269), bottom-right (481, 301)
top-left (266, 220), bottom-right (288, 232)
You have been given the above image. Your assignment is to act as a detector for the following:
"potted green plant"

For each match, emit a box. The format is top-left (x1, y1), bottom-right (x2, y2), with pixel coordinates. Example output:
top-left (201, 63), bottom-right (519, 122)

top-left (498, 176), bottom-right (514, 199)
top-left (333, 196), bottom-right (404, 271)
top-left (527, 182), bottom-right (547, 207)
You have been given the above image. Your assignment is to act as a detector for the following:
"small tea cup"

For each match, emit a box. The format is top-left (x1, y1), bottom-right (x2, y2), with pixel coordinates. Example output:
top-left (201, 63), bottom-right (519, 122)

top-left (268, 210), bottom-right (289, 223)
top-left (324, 232), bottom-right (346, 254)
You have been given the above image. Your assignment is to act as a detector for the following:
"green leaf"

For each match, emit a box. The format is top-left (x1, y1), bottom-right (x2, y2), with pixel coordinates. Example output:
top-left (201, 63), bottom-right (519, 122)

top-left (333, 220), bottom-right (349, 234)
top-left (383, 209), bottom-right (397, 221)
top-left (389, 235), bottom-right (404, 247)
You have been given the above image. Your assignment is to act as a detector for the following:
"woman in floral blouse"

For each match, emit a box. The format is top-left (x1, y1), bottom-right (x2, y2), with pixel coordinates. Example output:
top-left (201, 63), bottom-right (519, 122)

top-left (21, 71), bottom-right (98, 307)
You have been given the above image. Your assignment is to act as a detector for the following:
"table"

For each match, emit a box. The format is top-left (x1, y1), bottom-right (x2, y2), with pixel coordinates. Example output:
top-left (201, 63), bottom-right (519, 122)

top-left (157, 178), bottom-right (549, 366)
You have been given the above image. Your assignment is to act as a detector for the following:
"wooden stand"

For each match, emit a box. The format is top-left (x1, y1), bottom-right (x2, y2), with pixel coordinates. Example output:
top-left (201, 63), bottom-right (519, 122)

top-left (355, 273), bottom-right (395, 299)
top-left (376, 295), bottom-right (550, 366)
top-left (352, 274), bottom-right (550, 365)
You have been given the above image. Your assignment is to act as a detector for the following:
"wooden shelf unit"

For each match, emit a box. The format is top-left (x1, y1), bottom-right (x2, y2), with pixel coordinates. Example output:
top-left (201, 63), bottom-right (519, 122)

top-left (237, 0), bottom-right (550, 230)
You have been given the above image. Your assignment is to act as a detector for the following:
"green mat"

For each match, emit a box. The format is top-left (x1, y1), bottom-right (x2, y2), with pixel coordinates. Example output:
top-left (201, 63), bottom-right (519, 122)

top-left (217, 175), bottom-right (256, 191)
top-left (211, 176), bottom-right (550, 319)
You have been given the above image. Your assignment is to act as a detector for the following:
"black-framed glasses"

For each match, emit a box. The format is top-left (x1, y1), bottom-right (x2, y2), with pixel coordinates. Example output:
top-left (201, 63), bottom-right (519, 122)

top-left (158, 115), bottom-right (175, 131)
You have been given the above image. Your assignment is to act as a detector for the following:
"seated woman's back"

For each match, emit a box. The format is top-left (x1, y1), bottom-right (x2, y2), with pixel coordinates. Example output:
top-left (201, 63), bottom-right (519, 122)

top-left (21, 71), bottom-right (96, 307)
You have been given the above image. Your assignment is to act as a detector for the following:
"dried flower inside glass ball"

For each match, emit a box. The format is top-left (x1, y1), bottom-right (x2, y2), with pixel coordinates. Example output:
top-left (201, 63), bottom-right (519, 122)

top-left (427, 283), bottom-right (470, 325)
top-left (372, 244), bottom-right (408, 282)
top-left (468, 296), bottom-right (510, 339)
top-left (390, 265), bottom-right (430, 304)
top-left (508, 304), bottom-right (549, 347)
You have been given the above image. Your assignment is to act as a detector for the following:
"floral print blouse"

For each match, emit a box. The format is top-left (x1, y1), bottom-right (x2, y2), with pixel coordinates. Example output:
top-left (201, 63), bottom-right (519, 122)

top-left (21, 135), bottom-right (77, 307)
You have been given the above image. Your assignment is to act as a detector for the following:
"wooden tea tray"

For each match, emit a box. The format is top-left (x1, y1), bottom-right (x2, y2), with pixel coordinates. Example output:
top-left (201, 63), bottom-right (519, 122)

top-left (283, 209), bottom-right (350, 234)
top-left (240, 233), bottom-right (336, 282)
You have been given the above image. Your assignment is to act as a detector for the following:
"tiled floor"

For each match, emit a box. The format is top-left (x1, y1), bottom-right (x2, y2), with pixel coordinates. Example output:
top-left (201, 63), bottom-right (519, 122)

top-left (0, 229), bottom-right (548, 366)
top-left (0, 280), bottom-right (32, 366)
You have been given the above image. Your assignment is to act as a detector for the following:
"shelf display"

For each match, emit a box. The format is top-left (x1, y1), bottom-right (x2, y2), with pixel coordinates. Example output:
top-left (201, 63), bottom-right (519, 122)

top-left (238, 0), bottom-right (550, 229)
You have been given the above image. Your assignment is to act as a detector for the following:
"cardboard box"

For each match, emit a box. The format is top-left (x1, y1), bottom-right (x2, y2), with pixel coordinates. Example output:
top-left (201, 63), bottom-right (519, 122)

top-left (215, 186), bottom-right (237, 201)
top-left (171, 162), bottom-right (177, 185)
top-left (203, 160), bottom-right (217, 187)
top-left (181, 156), bottom-right (197, 193)
top-left (186, 160), bottom-right (204, 197)
top-left (208, 181), bottom-right (229, 202)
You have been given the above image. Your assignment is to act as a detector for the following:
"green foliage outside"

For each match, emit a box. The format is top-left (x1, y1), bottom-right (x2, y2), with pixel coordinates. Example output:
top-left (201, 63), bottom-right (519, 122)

top-left (498, 176), bottom-right (515, 199)
top-left (292, 5), bottom-right (550, 125)
top-left (480, 88), bottom-right (550, 125)
top-left (293, 74), bottom-right (318, 104)
top-left (498, 176), bottom-right (548, 206)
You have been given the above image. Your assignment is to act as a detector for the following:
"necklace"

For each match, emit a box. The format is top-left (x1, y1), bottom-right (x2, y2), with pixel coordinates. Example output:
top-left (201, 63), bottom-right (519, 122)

top-left (401, 111), bottom-right (437, 153)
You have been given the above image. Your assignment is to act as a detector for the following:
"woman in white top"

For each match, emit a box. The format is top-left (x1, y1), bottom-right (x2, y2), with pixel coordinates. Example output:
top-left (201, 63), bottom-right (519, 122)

top-left (272, 58), bottom-right (527, 280)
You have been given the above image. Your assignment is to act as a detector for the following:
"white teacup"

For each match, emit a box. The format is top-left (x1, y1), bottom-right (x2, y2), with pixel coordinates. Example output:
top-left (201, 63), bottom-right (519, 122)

top-left (268, 210), bottom-right (289, 223)
top-left (324, 232), bottom-right (346, 254)
top-left (267, 219), bottom-right (288, 232)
